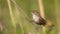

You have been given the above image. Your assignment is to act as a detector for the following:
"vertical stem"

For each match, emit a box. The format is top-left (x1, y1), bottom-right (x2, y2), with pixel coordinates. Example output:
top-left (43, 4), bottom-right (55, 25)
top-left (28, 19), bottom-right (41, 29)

top-left (7, 0), bottom-right (16, 34)
top-left (55, 0), bottom-right (60, 34)
top-left (38, 0), bottom-right (46, 34)
top-left (38, 0), bottom-right (45, 19)
top-left (7, 0), bottom-right (16, 28)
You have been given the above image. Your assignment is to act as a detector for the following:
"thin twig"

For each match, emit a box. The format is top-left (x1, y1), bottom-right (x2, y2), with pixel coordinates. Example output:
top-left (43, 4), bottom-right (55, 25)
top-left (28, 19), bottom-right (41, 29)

top-left (11, 0), bottom-right (38, 29)
top-left (11, 0), bottom-right (31, 21)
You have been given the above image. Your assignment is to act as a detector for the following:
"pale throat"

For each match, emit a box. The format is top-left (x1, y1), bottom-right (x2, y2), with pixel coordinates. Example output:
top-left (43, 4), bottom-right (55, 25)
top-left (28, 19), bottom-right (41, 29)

top-left (32, 13), bottom-right (40, 23)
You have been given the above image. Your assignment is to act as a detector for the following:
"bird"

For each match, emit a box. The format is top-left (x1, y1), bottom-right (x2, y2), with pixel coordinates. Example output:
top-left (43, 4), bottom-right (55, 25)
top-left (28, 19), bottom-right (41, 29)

top-left (31, 10), bottom-right (54, 31)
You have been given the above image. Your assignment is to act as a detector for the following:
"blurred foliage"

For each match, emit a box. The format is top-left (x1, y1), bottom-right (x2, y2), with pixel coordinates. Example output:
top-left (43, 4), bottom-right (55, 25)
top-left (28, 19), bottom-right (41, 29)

top-left (0, 0), bottom-right (60, 34)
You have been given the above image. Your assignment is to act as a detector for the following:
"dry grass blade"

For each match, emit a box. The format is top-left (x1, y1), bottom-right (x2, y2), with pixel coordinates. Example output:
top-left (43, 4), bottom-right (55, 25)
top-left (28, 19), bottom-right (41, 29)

top-left (7, 0), bottom-right (16, 34)
top-left (38, 0), bottom-right (46, 34)
top-left (7, 0), bottom-right (16, 28)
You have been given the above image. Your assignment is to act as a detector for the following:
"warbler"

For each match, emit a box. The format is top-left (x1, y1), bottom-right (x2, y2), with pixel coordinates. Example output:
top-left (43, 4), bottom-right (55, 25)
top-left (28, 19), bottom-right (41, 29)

top-left (31, 10), bottom-right (54, 31)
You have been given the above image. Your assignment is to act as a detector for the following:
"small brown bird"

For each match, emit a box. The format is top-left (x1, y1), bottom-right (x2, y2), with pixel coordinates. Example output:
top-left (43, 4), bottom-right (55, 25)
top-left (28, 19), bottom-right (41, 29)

top-left (31, 10), bottom-right (46, 26)
top-left (31, 10), bottom-right (54, 31)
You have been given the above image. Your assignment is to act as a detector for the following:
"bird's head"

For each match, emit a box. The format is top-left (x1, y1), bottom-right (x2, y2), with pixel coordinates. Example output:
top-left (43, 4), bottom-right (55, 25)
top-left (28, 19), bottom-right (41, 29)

top-left (31, 10), bottom-right (40, 17)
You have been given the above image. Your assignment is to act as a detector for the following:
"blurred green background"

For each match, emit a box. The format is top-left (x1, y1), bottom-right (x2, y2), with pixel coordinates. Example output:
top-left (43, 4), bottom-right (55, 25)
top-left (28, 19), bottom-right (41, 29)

top-left (0, 0), bottom-right (60, 34)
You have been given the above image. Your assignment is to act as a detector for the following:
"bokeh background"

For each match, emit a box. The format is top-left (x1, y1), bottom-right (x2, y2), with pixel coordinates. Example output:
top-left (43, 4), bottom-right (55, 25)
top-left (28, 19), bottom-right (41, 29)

top-left (0, 0), bottom-right (60, 34)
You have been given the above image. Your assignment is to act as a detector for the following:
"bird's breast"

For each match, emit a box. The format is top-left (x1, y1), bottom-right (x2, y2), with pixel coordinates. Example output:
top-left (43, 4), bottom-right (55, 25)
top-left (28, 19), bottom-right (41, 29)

top-left (32, 14), bottom-right (39, 23)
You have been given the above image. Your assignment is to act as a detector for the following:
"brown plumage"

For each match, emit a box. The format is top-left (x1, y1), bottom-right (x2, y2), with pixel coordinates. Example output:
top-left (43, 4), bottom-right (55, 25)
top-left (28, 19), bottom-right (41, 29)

top-left (31, 10), bottom-right (46, 26)
top-left (31, 10), bottom-right (54, 31)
